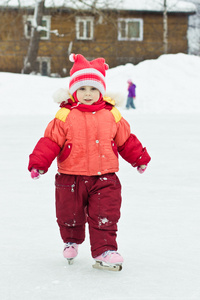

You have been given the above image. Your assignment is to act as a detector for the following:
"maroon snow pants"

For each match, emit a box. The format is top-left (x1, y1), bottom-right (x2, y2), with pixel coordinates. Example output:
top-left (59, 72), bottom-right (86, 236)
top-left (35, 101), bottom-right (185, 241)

top-left (55, 173), bottom-right (122, 258)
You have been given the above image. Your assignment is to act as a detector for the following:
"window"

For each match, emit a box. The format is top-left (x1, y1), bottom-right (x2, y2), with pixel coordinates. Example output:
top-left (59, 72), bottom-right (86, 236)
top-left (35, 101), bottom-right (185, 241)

top-left (118, 18), bottom-right (143, 41)
top-left (35, 57), bottom-right (51, 76)
top-left (76, 17), bottom-right (94, 40)
top-left (24, 15), bottom-right (51, 40)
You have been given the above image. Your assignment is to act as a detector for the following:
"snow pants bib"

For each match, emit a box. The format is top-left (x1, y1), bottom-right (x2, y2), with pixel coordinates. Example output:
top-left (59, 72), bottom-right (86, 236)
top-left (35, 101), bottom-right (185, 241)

top-left (55, 173), bottom-right (122, 258)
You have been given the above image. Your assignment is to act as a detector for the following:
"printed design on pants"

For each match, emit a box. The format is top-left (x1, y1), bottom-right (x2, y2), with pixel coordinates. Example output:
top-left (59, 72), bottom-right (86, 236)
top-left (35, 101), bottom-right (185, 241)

top-left (97, 190), bottom-right (112, 228)
top-left (96, 174), bottom-right (121, 229)
top-left (98, 216), bottom-right (110, 228)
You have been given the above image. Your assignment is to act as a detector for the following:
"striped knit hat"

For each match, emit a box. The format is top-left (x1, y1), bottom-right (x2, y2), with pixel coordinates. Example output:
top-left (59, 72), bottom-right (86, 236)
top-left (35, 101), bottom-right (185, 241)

top-left (69, 53), bottom-right (109, 96)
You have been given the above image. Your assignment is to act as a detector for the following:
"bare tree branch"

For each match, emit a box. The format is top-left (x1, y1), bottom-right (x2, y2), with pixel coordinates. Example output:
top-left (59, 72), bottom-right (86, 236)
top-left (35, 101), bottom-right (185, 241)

top-left (22, 0), bottom-right (45, 74)
top-left (163, 0), bottom-right (168, 54)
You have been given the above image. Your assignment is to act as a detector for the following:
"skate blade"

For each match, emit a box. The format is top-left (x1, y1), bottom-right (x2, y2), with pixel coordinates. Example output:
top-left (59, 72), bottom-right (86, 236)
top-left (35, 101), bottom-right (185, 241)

top-left (92, 261), bottom-right (122, 272)
top-left (67, 258), bottom-right (74, 265)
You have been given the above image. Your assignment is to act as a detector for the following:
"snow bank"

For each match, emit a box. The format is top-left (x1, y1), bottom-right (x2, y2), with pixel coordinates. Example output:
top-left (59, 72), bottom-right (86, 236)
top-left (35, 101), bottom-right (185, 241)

top-left (0, 53), bottom-right (200, 115)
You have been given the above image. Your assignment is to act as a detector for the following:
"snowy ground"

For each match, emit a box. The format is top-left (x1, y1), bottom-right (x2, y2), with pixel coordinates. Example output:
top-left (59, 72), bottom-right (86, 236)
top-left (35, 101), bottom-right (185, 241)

top-left (0, 53), bottom-right (200, 299)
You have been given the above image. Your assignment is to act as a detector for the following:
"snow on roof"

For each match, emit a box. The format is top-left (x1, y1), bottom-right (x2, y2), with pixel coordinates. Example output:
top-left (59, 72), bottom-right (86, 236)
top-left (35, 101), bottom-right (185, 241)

top-left (0, 0), bottom-right (196, 13)
top-left (122, 0), bottom-right (196, 12)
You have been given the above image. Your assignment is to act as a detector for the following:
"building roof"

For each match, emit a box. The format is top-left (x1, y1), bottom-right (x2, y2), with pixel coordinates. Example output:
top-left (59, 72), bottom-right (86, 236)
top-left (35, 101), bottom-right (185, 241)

top-left (119, 0), bottom-right (196, 12)
top-left (0, 0), bottom-right (196, 13)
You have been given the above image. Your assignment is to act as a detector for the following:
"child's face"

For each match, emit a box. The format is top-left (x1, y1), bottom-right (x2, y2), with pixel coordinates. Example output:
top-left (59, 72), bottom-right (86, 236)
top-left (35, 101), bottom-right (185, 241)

top-left (76, 86), bottom-right (100, 105)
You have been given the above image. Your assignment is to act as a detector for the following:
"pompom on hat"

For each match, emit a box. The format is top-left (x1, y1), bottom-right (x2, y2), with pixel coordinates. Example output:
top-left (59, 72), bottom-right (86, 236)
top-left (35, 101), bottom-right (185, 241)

top-left (69, 53), bottom-right (109, 96)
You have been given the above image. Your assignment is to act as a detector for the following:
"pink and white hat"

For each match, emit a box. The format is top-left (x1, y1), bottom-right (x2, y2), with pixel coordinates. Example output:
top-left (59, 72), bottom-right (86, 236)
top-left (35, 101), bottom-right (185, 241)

top-left (69, 53), bottom-right (109, 96)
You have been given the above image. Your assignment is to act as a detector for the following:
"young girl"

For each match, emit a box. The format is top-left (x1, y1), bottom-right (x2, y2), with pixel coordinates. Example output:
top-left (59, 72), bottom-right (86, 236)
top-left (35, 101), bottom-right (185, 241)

top-left (28, 54), bottom-right (151, 271)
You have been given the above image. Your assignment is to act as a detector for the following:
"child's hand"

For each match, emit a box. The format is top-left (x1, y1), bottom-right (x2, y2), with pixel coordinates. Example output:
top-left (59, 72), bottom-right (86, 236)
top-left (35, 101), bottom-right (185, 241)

top-left (137, 165), bottom-right (147, 174)
top-left (31, 168), bottom-right (44, 179)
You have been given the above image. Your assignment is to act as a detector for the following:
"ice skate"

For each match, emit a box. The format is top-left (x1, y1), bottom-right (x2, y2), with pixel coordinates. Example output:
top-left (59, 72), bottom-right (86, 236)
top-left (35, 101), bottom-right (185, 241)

top-left (63, 242), bottom-right (78, 265)
top-left (93, 250), bottom-right (123, 271)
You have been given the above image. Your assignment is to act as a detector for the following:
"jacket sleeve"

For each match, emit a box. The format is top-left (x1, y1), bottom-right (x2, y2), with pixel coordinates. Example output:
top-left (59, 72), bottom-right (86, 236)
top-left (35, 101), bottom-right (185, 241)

top-left (28, 137), bottom-right (60, 173)
top-left (114, 117), bottom-right (151, 167)
top-left (28, 117), bottom-right (66, 173)
top-left (118, 134), bottom-right (151, 167)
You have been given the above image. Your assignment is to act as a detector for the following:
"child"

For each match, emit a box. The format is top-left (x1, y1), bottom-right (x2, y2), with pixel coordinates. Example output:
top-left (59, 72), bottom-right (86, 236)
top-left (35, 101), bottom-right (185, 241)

top-left (28, 54), bottom-right (151, 270)
top-left (126, 79), bottom-right (136, 109)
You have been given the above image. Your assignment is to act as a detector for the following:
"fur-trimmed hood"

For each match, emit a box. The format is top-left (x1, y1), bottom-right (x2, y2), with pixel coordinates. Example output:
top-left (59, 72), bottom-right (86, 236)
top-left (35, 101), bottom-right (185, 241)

top-left (52, 88), bottom-right (116, 106)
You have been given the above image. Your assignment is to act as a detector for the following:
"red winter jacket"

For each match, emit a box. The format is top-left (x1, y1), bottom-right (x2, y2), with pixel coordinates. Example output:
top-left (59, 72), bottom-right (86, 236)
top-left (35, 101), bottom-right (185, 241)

top-left (28, 98), bottom-right (151, 175)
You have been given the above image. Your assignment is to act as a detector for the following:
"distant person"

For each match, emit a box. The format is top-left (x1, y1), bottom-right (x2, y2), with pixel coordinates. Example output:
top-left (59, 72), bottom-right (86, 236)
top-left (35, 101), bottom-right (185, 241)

top-left (126, 79), bottom-right (136, 109)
